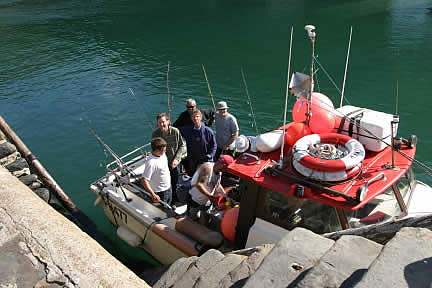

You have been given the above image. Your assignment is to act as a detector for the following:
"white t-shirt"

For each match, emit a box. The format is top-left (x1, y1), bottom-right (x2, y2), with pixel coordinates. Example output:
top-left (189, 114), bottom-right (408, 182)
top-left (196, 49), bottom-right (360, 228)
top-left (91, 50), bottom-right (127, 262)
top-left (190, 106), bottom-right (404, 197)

top-left (142, 153), bottom-right (171, 192)
top-left (189, 162), bottom-right (222, 205)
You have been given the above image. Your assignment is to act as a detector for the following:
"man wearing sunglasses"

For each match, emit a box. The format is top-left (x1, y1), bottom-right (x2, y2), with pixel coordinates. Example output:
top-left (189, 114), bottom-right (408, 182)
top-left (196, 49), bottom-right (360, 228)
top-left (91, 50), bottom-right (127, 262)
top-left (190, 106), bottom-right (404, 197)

top-left (173, 98), bottom-right (215, 128)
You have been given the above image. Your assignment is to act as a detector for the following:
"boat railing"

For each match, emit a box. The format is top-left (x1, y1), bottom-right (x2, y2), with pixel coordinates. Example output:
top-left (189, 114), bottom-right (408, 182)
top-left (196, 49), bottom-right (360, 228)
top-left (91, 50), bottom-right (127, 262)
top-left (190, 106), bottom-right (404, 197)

top-left (106, 143), bottom-right (151, 171)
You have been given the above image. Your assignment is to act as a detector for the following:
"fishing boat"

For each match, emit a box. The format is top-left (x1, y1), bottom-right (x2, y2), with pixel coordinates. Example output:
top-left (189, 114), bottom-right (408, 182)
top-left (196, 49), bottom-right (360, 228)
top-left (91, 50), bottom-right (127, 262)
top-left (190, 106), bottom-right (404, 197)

top-left (90, 25), bottom-right (432, 265)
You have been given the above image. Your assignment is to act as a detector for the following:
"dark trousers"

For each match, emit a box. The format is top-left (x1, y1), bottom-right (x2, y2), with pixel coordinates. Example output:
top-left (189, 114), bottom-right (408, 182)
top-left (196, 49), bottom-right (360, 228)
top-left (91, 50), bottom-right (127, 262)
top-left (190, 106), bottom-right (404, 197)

top-left (169, 165), bottom-right (179, 203)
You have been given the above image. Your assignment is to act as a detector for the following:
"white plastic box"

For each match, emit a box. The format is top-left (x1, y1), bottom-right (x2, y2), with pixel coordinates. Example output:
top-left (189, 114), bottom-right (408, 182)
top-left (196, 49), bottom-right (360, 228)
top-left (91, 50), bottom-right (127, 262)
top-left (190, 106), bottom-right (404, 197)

top-left (335, 105), bottom-right (398, 152)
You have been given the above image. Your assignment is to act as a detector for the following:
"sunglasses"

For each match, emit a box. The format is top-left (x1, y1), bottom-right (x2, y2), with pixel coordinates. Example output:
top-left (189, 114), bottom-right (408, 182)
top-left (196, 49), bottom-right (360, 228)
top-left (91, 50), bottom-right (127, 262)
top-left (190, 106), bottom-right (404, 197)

top-left (187, 106), bottom-right (196, 109)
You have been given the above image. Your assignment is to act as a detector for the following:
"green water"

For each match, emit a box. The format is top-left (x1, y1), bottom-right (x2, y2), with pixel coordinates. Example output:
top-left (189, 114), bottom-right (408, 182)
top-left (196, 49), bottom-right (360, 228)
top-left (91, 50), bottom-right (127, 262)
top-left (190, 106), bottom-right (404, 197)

top-left (1, 0), bottom-right (432, 269)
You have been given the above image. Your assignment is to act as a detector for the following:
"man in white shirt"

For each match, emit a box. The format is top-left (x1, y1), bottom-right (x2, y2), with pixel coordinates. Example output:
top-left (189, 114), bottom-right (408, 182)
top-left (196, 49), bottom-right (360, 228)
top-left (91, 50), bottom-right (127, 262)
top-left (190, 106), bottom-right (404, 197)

top-left (141, 137), bottom-right (172, 204)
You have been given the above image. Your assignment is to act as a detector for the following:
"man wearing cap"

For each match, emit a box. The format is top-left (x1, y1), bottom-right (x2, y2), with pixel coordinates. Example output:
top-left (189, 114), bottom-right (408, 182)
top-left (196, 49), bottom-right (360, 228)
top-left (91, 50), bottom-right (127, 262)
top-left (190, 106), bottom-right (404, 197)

top-left (215, 101), bottom-right (239, 160)
top-left (173, 98), bottom-right (215, 128)
top-left (187, 155), bottom-right (234, 220)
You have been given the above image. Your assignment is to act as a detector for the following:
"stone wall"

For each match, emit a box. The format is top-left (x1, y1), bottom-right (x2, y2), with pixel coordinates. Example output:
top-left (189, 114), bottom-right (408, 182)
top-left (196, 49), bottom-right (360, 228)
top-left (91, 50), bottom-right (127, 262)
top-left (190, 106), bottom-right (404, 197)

top-left (0, 130), bottom-right (149, 287)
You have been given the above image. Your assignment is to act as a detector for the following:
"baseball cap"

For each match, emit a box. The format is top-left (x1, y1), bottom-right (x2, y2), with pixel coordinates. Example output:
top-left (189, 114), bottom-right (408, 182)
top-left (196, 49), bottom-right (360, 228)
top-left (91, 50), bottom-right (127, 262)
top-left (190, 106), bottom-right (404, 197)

top-left (219, 155), bottom-right (234, 166)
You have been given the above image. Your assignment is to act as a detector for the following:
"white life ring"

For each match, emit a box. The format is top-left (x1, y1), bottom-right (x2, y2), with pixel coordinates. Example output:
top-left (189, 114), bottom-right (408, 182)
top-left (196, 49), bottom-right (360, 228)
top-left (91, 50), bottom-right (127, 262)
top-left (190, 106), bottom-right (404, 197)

top-left (292, 133), bottom-right (365, 181)
top-left (293, 133), bottom-right (365, 172)
top-left (292, 160), bottom-right (361, 182)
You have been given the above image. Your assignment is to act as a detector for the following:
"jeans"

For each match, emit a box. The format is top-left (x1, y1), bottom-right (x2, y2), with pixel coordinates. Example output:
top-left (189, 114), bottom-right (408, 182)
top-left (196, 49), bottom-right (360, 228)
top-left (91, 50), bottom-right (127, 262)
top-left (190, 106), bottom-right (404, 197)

top-left (156, 187), bottom-right (172, 205)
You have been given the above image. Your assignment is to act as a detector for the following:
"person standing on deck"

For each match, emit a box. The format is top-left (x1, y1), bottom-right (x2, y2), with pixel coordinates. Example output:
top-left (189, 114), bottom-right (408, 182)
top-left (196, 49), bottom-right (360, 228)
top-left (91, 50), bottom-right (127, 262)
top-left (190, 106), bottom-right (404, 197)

top-left (215, 101), bottom-right (239, 160)
top-left (152, 113), bottom-right (187, 204)
top-left (181, 110), bottom-right (217, 176)
top-left (140, 137), bottom-right (172, 205)
top-left (173, 98), bottom-right (215, 128)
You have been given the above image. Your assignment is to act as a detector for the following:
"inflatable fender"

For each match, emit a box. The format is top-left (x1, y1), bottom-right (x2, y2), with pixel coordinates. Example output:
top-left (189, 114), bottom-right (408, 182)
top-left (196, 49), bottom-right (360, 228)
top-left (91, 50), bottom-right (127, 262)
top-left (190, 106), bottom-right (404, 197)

top-left (255, 130), bottom-right (283, 153)
top-left (175, 217), bottom-right (224, 248)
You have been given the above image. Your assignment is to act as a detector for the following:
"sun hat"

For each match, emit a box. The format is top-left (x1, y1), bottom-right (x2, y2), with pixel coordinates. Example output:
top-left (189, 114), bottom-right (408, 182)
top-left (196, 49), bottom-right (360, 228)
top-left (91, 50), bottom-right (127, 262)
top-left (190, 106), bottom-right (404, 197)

top-left (235, 135), bottom-right (249, 153)
top-left (216, 101), bottom-right (229, 110)
top-left (219, 155), bottom-right (234, 166)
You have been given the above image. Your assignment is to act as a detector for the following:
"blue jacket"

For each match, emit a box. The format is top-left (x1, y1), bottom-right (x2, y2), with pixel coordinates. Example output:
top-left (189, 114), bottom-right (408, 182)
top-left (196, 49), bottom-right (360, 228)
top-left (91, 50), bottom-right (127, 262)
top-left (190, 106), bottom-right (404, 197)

top-left (180, 124), bottom-right (217, 163)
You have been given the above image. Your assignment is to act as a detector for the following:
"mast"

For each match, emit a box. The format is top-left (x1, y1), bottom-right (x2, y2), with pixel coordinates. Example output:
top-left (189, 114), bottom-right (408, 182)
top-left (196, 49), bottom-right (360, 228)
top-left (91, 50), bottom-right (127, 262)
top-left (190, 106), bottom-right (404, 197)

top-left (305, 25), bottom-right (316, 124)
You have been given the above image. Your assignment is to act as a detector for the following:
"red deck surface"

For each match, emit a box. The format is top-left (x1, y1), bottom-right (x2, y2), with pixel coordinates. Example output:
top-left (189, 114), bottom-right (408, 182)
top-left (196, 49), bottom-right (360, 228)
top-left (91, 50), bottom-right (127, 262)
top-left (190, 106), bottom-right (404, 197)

top-left (227, 142), bottom-right (415, 211)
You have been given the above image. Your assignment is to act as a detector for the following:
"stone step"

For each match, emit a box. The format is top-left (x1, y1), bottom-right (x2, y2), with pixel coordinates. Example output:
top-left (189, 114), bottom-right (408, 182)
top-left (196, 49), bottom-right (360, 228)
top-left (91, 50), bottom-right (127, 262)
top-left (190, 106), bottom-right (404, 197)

top-left (355, 227), bottom-right (432, 288)
top-left (217, 244), bottom-right (274, 288)
top-left (172, 249), bottom-right (225, 288)
top-left (294, 235), bottom-right (383, 288)
top-left (153, 245), bottom-right (274, 288)
top-left (243, 227), bottom-right (334, 288)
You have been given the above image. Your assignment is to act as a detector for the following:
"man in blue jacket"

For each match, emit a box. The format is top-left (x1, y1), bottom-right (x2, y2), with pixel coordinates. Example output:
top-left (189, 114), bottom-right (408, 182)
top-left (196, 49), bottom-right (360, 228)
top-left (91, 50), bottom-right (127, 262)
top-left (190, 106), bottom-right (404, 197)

top-left (180, 110), bottom-right (216, 176)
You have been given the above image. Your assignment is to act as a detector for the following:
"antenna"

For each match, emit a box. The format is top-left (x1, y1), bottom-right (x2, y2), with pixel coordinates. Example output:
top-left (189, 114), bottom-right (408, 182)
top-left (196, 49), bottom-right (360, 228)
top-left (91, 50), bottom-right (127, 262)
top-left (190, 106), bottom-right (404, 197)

top-left (304, 25), bottom-right (316, 123)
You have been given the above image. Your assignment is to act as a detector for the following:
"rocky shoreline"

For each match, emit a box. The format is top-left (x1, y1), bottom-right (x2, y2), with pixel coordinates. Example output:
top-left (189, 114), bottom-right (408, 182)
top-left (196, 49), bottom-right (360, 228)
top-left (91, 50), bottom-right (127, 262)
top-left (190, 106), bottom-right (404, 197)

top-left (0, 130), bottom-right (51, 203)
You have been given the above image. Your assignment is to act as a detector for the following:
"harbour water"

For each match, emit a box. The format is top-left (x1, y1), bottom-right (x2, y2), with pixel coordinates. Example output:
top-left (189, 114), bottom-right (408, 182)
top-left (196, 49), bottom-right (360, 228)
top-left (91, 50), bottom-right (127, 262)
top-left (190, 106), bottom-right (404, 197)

top-left (1, 0), bottom-right (432, 269)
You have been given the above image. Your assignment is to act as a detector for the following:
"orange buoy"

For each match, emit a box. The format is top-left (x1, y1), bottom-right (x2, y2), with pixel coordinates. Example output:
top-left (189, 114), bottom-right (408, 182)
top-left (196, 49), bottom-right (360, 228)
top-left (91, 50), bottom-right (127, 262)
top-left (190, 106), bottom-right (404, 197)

top-left (292, 92), bottom-right (336, 134)
top-left (284, 122), bottom-right (312, 147)
top-left (220, 207), bottom-right (240, 242)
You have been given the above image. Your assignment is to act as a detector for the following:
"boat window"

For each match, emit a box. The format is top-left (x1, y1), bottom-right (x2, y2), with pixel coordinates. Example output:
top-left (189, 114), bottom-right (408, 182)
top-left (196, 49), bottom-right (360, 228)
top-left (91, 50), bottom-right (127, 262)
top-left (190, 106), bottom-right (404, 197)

top-left (255, 188), bottom-right (342, 234)
top-left (345, 167), bottom-right (415, 228)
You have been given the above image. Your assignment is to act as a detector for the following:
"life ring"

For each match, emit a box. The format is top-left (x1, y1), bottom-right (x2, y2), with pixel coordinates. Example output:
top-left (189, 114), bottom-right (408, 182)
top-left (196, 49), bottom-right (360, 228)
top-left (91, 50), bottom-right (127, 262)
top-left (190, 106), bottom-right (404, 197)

top-left (293, 133), bottom-right (365, 172)
top-left (292, 160), bottom-right (361, 182)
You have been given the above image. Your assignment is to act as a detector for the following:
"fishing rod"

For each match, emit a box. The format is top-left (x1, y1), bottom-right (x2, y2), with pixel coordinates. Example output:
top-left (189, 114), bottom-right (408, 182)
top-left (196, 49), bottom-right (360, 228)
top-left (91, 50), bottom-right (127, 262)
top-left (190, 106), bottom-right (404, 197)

top-left (240, 67), bottom-right (259, 135)
top-left (167, 62), bottom-right (172, 119)
top-left (89, 127), bottom-right (133, 202)
top-left (281, 26), bottom-right (294, 163)
top-left (340, 26), bottom-right (352, 108)
top-left (201, 64), bottom-right (217, 110)
top-left (127, 88), bottom-right (155, 131)
top-left (89, 127), bottom-right (174, 209)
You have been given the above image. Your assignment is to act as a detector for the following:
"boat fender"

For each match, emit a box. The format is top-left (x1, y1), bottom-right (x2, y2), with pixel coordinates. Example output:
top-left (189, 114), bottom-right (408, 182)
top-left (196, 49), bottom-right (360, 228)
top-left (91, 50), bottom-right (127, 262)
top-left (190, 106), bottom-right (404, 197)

top-left (293, 133), bottom-right (365, 172)
top-left (221, 207), bottom-right (240, 243)
top-left (151, 223), bottom-right (199, 256)
top-left (117, 226), bottom-right (142, 247)
top-left (255, 130), bottom-right (284, 153)
top-left (175, 217), bottom-right (224, 248)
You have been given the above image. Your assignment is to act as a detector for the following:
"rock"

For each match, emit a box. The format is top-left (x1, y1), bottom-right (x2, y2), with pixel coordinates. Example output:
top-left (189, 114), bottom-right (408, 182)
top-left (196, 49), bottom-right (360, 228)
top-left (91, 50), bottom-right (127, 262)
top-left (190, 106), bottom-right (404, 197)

top-left (195, 254), bottom-right (244, 288)
top-left (295, 235), bottom-right (382, 288)
top-left (0, 142), bottom-right (17, 158)
top-left (153, 257), bottom-right (198, 288)
top-left (0, 130), bottom-right (6, 141)
top-left (355, 227), bottom-right (432, 288)
top-left (173, 249), bottom-right (224, 288)
top-left (5, 158), bottom-right (29, 172)
top-left (30, 181), bottom-right (42, 190)
top-left (218, 244), bottom-right (274, 288)
top-left (0, 151), bottom-right (21, 167)
top-left (19, 174), bottom-right (38, 186)
top-left (243, 227), bottom-right (334, 288)
top-left (33, 188), bottom-right (50, 202)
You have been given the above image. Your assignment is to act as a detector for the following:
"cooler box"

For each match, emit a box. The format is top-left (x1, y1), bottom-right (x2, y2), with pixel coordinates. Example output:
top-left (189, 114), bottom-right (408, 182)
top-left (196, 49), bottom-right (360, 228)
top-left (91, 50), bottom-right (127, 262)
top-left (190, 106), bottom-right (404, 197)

top-left (335, 105), bottom-right (398, 152)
